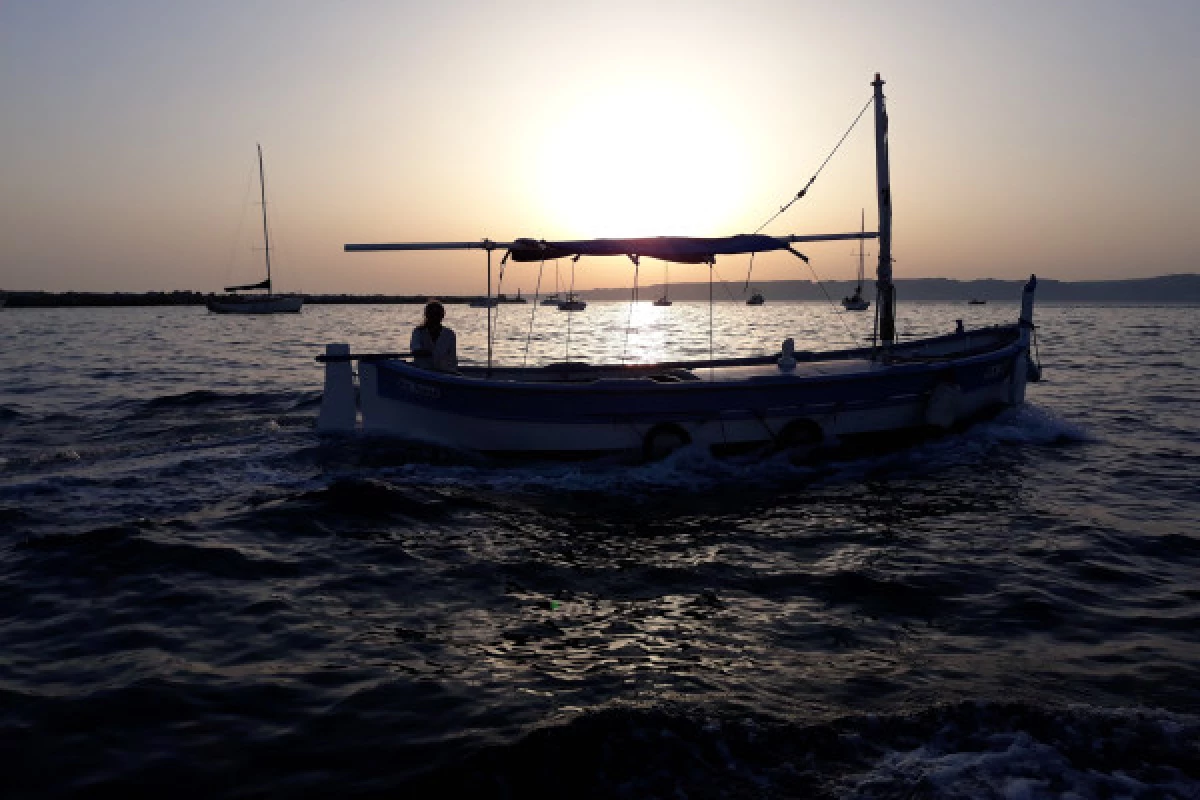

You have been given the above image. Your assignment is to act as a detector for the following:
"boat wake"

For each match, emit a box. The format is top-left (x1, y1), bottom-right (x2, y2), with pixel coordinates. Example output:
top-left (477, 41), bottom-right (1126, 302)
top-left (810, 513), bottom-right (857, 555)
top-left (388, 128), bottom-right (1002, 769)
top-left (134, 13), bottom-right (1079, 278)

top-left (337, 404), bottom-right (1091, 500)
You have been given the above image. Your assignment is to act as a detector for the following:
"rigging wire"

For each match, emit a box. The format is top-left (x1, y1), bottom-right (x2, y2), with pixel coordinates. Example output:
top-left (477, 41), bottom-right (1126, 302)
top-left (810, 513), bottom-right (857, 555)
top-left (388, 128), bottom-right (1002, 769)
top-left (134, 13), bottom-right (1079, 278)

top-left (753, 95), bottom-right (874, 235)
top-left (564, 257), bottom-right (577, 365)
top-left (621, 258), bottom-right (640, 364)
top-left (796, 256), bottom-right (860, 347)
top-left (523, 260), bottom-right (546, 367)
top-left (742, 95), bottom-right (875, 298)
top-left (221, 159), bottom-right (260, 285)
top-left (709, 263), bottom-right (714, 379)
top-left (490, 254), bottom-right (508, 360)
top-left (709, 261), bottom-right (743, 304)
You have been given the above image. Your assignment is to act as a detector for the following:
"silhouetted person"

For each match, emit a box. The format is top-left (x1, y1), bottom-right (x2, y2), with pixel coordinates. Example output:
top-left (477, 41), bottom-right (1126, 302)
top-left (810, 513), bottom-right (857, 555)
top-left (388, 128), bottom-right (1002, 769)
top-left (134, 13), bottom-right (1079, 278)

top-left (410, 300), bottom-right (458, 372)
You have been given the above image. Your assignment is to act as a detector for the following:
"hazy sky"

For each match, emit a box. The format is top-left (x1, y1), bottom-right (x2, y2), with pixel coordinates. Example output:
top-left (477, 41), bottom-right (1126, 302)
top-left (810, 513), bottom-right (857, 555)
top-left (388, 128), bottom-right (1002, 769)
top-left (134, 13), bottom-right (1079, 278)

top-left (2, 0), bottom-right (1197, 294)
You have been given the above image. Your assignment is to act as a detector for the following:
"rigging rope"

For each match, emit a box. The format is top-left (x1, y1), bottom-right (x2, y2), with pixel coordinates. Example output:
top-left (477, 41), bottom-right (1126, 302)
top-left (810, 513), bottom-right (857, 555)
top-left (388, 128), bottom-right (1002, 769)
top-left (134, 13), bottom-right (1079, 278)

top-left (709, 261), bottom-right (743, 304)
top-left (621, 258), bottom-right (640, 364)
top-left (753, 95), bottom-right (874, 234)
top-left (796, 256), bottom-right (860, 347)
top-left (709, 264), bottom-right (714, 379)
top-left (523, 260), bottom-right (546, 367)
top-left (490, 255), bottom-right (508, 360)
top-left (564, 257), bottom-right (577, 365)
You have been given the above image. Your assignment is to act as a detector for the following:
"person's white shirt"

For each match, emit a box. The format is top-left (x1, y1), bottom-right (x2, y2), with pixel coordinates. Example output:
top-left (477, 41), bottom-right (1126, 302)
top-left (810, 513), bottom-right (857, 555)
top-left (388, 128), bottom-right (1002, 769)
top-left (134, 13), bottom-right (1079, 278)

top-left (410, 325), bottom-right (458, 372)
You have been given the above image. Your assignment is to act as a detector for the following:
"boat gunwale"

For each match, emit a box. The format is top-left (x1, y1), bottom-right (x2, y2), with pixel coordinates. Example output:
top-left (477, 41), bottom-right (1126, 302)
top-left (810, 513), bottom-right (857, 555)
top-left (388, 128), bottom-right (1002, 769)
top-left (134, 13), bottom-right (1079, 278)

top-left (370, 326), bottom-right (1022, 394)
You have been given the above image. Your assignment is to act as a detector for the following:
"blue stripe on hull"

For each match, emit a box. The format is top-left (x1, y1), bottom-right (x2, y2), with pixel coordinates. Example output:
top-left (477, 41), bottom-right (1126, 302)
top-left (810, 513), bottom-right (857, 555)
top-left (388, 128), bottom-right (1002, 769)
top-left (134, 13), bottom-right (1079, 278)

top-left (373, 344), bottom-right (1020, 426)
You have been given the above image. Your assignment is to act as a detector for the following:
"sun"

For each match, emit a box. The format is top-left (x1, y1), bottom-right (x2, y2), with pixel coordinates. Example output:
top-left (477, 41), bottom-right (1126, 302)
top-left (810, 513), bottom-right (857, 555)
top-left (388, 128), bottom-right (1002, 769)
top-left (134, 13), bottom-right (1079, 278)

top-left (534, 85), bottom-right (752, 238)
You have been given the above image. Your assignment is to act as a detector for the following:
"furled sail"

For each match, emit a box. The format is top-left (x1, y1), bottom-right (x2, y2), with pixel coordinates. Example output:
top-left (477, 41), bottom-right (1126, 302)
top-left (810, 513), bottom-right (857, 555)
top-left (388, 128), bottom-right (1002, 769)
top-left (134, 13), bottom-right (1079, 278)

top-left (224, 278), bottom-right (271, 292)
top-left (505, 234), bottom-right (795, 264)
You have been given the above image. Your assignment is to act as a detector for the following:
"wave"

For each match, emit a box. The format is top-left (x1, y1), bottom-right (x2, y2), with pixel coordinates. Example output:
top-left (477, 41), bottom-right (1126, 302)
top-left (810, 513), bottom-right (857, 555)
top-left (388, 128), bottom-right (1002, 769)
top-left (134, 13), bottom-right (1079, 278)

top-left (5, 684), bottom-right (1192, 798)
top-left (17, 523), bottom-right (306, 580)
top-left (132, 388), bottom-right (318, 416)
top-left (253, 476), bottom-right (470, 523)
top-left (400, 701), bottom-right (1198, 798)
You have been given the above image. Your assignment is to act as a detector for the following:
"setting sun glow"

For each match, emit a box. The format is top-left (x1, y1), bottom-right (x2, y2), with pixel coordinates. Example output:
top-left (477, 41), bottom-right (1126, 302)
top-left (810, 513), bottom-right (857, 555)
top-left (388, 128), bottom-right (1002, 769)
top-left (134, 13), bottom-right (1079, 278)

top-left (534, 84), bottom-right (752, 238)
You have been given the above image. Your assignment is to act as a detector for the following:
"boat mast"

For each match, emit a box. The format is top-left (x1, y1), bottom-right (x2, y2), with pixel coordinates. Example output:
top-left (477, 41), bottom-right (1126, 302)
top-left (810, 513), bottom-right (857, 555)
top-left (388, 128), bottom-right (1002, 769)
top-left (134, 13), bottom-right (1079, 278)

top-left (857, 207), bottom-right (866, 292)
top-left (872, 74), bottom-right (895, 345)
top-left (257, 143), bottom-right (273, 297)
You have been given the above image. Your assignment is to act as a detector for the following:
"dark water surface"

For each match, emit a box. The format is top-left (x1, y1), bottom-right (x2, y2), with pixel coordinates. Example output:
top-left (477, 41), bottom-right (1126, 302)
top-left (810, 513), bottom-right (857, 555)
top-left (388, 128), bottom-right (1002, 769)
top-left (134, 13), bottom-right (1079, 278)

top-left (2, 302), bottom-right (1198, 798)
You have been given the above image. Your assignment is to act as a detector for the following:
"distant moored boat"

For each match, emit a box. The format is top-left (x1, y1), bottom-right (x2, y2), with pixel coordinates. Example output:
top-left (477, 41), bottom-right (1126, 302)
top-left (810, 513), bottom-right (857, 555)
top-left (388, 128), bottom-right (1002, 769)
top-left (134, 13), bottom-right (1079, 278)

top-left (207, 144), bottom-right (303, 315)
top-left (557, 293), bottom-right (586, 312)
top-left (841, 209), bottom-right (872, 312)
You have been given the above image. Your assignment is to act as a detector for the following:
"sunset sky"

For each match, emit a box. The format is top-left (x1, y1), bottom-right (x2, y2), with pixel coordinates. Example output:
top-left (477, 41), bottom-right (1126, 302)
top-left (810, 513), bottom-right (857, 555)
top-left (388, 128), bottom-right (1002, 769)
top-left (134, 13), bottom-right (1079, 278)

top-left (2, 1), bottom-right (1197, 295)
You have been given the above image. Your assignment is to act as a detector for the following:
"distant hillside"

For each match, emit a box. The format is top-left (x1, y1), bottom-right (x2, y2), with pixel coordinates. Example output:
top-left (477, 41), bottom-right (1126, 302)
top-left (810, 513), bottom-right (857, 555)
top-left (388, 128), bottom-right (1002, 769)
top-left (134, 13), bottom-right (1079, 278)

top-left (2, 275), bottom-right (1197, 306)
top-left (580, 274), bottom-right (1200, 303)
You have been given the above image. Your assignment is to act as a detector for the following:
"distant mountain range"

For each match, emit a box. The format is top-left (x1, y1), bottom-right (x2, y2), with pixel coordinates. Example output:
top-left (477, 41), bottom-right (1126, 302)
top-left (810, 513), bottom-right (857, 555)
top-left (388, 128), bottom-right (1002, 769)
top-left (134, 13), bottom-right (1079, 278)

top-left (581, 274), bottom-right (1200, 303)
top-left (2, 275), bottom-right (1197, 306)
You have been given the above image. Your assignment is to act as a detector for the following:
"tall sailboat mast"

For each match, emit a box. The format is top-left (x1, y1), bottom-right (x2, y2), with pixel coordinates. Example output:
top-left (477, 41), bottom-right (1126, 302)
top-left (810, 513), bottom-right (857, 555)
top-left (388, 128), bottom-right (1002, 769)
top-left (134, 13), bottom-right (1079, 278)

top-left (857, 208), bottom-right (866, 291)
top-left (257, 143), bottom-right (273, 297)
top-left (872, 74), bottom-right (895, 345)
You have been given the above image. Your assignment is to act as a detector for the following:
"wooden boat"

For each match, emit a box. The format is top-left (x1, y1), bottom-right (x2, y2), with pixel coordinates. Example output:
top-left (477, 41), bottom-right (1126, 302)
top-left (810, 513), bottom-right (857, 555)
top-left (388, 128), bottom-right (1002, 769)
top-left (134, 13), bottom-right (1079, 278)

top-left (318, 75), bottom-right (1042, 458)
top-left (841, 209), bottom-right (871, 311)
top-left (207, 145), bottom-right (303, 315)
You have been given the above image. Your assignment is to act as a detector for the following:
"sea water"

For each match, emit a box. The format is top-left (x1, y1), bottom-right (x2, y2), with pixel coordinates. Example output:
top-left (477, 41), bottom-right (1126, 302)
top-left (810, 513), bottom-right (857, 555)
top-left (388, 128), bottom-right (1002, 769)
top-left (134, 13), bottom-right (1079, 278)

top-left (1, 301), bottom-right (1198, 797)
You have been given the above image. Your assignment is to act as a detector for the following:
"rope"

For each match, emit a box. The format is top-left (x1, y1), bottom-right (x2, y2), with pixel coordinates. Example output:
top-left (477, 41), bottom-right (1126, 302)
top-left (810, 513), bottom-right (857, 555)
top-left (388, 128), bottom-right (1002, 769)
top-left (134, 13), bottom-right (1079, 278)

top-left (491, 256), bottom-right (507, 359)
top-left (564, 257), bottom-right (577, 365)
top-left (523, 260), bottom-right (545, 367)
top-left (795, 256), bottom-right (859, 347)
top-left (709, 264), bottom-right (714, 379)
top-left (221, 159), bottom-right (260, 285)
top-left (709, 261), bottom-right (743, 304)
top-left (753, 95), bottom-right (874, 234)
top-left (621, 259), bottom-right (640, 364)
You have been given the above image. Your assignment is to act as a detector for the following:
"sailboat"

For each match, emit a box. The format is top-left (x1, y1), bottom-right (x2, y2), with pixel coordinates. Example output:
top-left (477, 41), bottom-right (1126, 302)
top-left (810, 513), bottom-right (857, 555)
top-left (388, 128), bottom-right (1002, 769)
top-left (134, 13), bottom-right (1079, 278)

top-left (557, 293), bottom-right (587, 312)
top-left (541, 262), bottom-right (562, 306)
top-left (206, 145), bottom-right (303, 314)
top-left (841, 209), bottom-right (871, 311)
top-left (654, 263), bottom-right (673, 306)
top-left (556, 259), bottom-right (586, 311)
top-left (318, 75), bottom-right (1042, 459)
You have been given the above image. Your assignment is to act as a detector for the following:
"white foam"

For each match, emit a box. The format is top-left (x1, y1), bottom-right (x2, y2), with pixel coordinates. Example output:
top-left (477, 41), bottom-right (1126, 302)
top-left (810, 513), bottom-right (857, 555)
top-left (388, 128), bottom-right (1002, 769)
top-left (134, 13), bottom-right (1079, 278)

top-left (354, 405), bottom-right (1093, 499)
top-left (847, 708), bottom-right (1197, 800)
